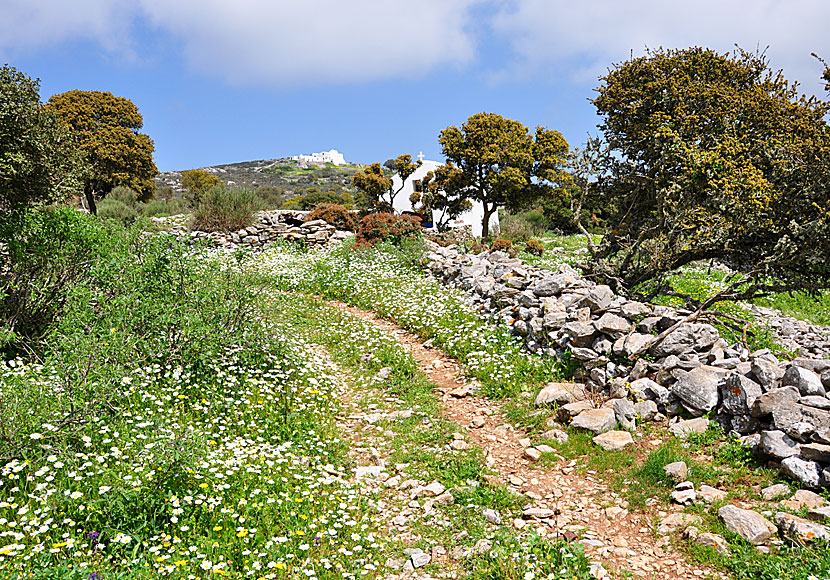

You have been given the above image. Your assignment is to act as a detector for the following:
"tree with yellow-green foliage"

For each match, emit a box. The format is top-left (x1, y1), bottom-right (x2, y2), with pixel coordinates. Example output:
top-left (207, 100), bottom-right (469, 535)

top-left (46, 90), bottom-right (157, 215)
top-left (352, 154), bottom-right (421, 212)
top-left (436, 112), bottom-right (571, 239)
top-left (181, 169), bottom-right (223, 204)
top-left (586, 47), bottom-right (830, 301)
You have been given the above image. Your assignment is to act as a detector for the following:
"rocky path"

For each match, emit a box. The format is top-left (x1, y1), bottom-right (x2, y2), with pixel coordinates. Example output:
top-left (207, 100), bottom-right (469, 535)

top-left (334, 302), bottom-right (724, 580)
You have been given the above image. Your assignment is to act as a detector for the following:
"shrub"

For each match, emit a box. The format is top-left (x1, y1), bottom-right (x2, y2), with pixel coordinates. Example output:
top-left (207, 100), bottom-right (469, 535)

top-left (306, 203), bottom-right (357, 231)
top-left (356, 212), bottom-right (421, 246)
top-left (496, 210), bottom-right (547, 242)
top-left (139, 198), bottom-right (188, 217)
top-left (107, 185), bottom-right (138, 206)
top-left (491, 238), bottom-right (513, 252)
top-left (525, 239), bottom-right (545, 256)
top-left (97, 197), bottom-right (139, 225)
top-left (191, 185), bottom-right (258, 232)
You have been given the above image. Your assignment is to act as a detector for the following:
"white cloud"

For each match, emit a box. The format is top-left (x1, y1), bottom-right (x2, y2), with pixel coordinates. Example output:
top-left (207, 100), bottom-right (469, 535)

top-left (0, 0), bottom-right (481, 86)
top-left (490, 0), bottom-right (829, 93)
top-left (0, 0), bottom-right (137, 55)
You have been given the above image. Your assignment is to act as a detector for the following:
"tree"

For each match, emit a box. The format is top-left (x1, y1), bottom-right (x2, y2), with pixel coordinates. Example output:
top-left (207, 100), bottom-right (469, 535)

top-left (436, 112), bottom-right (571, 238)
top-left (409, 166), bottom-right (472, 229)
top-left (352, 154), bottom-right (421, 212)
top-left (586, 47), bottom-right (830, 301)
top-left (181, 169), bottom-right (222, 204)
top-left (0, 66), bottom-right (82, 214)
top-left (46, 90), bottom-right (157, 215)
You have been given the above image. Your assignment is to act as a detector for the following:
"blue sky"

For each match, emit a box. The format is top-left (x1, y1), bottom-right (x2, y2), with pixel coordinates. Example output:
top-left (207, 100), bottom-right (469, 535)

top-left (2, 1), bottom-right (828, 172)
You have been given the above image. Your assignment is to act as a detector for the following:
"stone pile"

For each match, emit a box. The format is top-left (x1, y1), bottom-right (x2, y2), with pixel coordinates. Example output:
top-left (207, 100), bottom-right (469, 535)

top-left (152, 210), bottom-right (351, 249)
top-left (425, 243), bottom-right (830, 488)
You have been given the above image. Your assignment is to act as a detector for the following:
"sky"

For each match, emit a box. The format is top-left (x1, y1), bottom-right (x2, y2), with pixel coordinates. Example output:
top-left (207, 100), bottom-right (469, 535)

top-left (1, 0), bottom-right (828, 172)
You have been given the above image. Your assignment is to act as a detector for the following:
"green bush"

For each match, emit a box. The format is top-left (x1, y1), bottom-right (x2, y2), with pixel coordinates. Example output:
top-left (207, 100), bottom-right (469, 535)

top-left (97, 197), bottom-right (139, 224)
top-left (139, 198), bottom-right (188, 217)
top-left (306, 202), bottom-right (357, 231)
top-left (191, 185), bottom-right (258, 232)
top-left (0, 207), bottom-right (128, 352)
top-left (496, 210), bottom-right (547, 242)
top-left (355, 212), bottom-right (422, 246)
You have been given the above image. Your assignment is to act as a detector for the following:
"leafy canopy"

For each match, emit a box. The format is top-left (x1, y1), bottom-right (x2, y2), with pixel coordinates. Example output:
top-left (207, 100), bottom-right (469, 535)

top-left (352, 154), bottom-right (421, 212)
top-left (436, 112), bottom-right (571, 238)
top-left (46, 90), bottom-right (158, 215)
top-left (0, 65), bottom-right (82, 214)
top-left (181, 169), bottom-right (222, 204)
top-left (585, 47), bottom-right (830, 301)
top-left (409, 165), bottom-right (472, 229)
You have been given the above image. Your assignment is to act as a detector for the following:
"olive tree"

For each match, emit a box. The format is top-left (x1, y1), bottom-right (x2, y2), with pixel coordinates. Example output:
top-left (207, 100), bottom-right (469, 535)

top-left (436, 112), bottom-right (571, 238)
top-left (585, 47), bottom-right (830, 301)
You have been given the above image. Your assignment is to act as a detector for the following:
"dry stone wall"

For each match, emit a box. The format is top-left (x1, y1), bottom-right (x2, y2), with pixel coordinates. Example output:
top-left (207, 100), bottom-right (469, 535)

top-left (425, 242), bottom-right (830, 488)
top-left (153, 210), bottom-right (351, 249)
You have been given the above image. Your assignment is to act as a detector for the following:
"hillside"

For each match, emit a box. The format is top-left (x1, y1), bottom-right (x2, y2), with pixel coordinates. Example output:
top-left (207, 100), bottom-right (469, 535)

top-left (155, 157), bottom-right (364, 197)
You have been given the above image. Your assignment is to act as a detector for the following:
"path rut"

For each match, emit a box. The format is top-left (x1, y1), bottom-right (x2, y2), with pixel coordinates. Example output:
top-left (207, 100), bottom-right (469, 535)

top-left (334, 301), bottom-right (723, 580)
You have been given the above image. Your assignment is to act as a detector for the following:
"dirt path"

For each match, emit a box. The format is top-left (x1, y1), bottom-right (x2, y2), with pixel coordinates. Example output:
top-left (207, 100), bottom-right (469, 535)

top-left (334, 302), bottom-right (723, 580)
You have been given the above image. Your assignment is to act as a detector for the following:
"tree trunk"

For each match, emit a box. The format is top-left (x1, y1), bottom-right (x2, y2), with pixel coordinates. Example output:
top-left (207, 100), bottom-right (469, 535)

top-left (84, 184), bottom-right (97, 216)
top-left (481, 205), bottom-right (493, 240)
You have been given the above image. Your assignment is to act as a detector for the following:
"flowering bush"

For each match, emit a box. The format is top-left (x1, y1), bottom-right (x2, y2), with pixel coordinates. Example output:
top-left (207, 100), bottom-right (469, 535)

top-left (305, 203), bottom-right (356, 232)
top-left (355, 213), bottom-right (421, 246)
top-left (525, 238), bottom-right (545, 256)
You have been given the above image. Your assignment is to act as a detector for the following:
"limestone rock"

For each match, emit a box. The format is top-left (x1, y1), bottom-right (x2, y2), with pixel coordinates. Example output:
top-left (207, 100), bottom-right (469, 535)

top-left (612, 333), bottom-right (654, 357)
top-left (541, 429), bottom-right (569, 443)
top-left (801, 442), bottom-right (830, 463)
top-left (672, 366), bottom-right (728, 415)
top-left (571, 408), bottom-right (617, 434)
top-left (634, 400), bottom-right (659, 421)
top-left (671, 482), bottom-right (696, 506)
top-left (657, 513), bottom-right (701, 535)
top-left (613, 398), bottom-right (636, 431)
top-left (593, 430), bottom-right (634, 451)
top-left (594, 312), bottom-right (632, 337)
top-left (808, 506), bottom-right (830, 522)
top-left (752, 358), bottom-right (785, 389)
top-left (694, 532), bottom-right (730, 555)
top-left (774, 512), bottom-right (830, 543)
top-left (718, 505), bottom-right (777, 545)
top-left (781, 489), bottom-right (827, 510)
top-left (761, 483), bottom-right (791, 501)
top-left (664, 461), bottom-right (688, 484)
top-left (558, 400), bottom-right (595, 421)
top-left (698, 485), bottom-right (728, 504)
top-left (720, 373), bottom-right (763, 416)
top-left (780, 456), bottom-right (822, 488)
top-left (534, 382), bottom-right (587, 406)
top-left (583, 285), bottom-right (614, 311)
top-left (782, 366), bottom-right (825, 397)
top-left (760, 430), bottom-right (801, 459)
top-left (482, 508), bottom-right (502, 525)
top-left (772, 403), bottom-right (830, 441)
top-left (669, 417), bottom-right (710, 439)
top-left (753, 386), bottom-right (800, 417)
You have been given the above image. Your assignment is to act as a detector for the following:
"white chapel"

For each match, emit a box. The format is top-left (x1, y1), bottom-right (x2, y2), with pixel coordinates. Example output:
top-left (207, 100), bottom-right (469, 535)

top-left (390, 154), bottom-right (498, 239)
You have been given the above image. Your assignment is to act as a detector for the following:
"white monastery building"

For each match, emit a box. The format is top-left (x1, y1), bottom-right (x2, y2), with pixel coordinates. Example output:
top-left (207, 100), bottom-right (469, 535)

top-left (292, 149), bottom-right (347, 166)
top-left (391, 154), bottom-right (499, 239)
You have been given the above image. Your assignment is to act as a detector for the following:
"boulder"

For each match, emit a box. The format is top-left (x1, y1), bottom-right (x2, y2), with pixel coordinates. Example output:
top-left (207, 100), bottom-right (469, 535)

top-left (571, 408), bottom-right (617, 434)
top-left (594, 313), bottom-right (632, 337)
top-left (534, 382), bottom-right (587, 406)
top-left (558, 400), bottom-right (595, 421)
top-left (720, 374), bottom-right (763, 416)
top-left (664, 461), bottom-right (688, 483)
top-left (593, 430), bottom-right (634, 451)
top-left (753, 386), bottom-right (800, 417)
top-left (698, 485), bottom-right (728, 504)
top-left (582, 285), bottom-right (614, 311)
top-left (718, 505), bottom-right (777, 545)
top-left (801, 442), bottom-right (830, 463)
top-left (533, 276), bottom-right (566, 297)
top-left (781, 489), bottom-right (827, 510)
top-left (772, 403), bottom-right (830, 441)
top-left (774, 512), bottom-right (830, 543)
top-left (751, 358), bottom-right (784, 389)
top-left (613, 398), bottom-right (636, 431)
top-left (760, 430), bottom-right (801, 460)
top-left (669, 417), bottom-right (710, 439)
top-left (672, 366), bottom-right (728, 415)
top-left (782, 366), bottom-right (825, 397)
top-left (634, 400), bottom-right (659, 422)
top-left (799, 395), bottom-right (830, 410)
top-left (761, 483), bottom-right (792, 501)
top-left (781, 456), bottom-right (822, 488)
